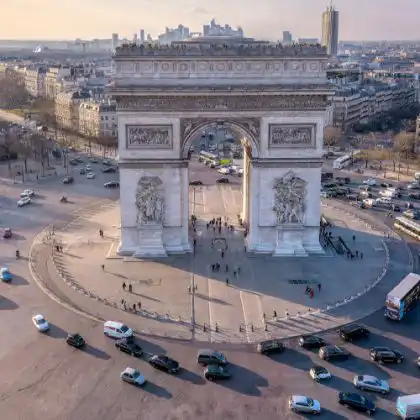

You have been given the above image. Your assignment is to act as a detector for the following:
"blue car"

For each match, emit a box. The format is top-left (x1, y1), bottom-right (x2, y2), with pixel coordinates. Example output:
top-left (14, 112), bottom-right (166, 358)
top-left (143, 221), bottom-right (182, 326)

top-left (1, 267), bottom-right (12, 282)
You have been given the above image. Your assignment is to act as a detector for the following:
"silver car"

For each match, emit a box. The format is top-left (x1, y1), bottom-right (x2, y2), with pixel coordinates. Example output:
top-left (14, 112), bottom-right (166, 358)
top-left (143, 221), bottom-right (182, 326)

top-left (353, 375), bottom-right (390, 394)
top-left (289, 395), bottom-right (321, 414)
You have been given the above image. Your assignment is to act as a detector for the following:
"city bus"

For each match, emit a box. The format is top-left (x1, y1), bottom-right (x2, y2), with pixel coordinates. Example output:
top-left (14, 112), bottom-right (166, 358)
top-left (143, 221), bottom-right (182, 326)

top-left (198, 151), bottom-right (219, 164)
top-left (385, 273), bottom-right (420, 320)
top-left (332, 150), bottom-right (361, 169)
top-left (394, 216), bottom-right (420, 241)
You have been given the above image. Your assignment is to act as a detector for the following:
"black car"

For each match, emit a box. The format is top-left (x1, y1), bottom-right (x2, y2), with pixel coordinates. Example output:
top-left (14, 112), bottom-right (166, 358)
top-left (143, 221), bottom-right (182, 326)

top-left (256, 339), bottom-right (285, 355)
top-left (409, 192), bottom-right (420, 200)
top-left (102, 166), bottom-right (117, 173)
top-left (369, 347), bottom-right (404, 364)
top-left (381, 182), bottom-right (393, 188)
top-left (62, 176), bottom-right (74, 184)
top-left (391, 204), bottom-right (401, 212)
top-left (69, 159), bottom-right (79, 166)
top-left (104, 181), bottom-right (120, 188)
top-left (189, 180), bottom-right (203, 186)
top-left (319, 345), bottom-right (350, 361)
top-left (66, 333), bottom-right (85, 348)
top-left (115, 338), bottom-right (143, 357)
top-left (339, 324), bottom-right (370, 341)
top-left (217, 177), bottom-right (229, 184)
top-left (148, 355), bottom-right (179, 373)
top-left (298, 335), bottom-right (326, 350)
top-left (338, 392), bottom-right (375, 415)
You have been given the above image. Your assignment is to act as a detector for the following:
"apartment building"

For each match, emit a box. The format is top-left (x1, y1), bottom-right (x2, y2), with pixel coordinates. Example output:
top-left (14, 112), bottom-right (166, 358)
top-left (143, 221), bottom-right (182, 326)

top-left (24, 68), bottom-right (47, 97)
top-left (55, 90), bottom-right (91, 131)
top-left (44, 67), bottom-right (71, 99)
top-left (79, 100), bottom-right (117, 138)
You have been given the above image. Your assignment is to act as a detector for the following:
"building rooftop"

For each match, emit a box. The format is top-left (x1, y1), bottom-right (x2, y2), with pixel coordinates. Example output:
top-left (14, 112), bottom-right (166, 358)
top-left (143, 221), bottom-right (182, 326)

top-left (115, 41), bottom-right (327, 58)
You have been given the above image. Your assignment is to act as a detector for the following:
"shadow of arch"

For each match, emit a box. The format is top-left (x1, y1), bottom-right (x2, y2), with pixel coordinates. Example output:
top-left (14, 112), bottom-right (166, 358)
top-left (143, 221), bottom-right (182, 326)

top-left (181, 119), bottom-right (260, 159)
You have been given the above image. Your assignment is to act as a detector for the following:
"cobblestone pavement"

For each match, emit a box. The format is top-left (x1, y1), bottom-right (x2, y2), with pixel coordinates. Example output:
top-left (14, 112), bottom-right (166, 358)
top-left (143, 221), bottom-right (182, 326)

top-left (31, 184), bottom-right (410, 344)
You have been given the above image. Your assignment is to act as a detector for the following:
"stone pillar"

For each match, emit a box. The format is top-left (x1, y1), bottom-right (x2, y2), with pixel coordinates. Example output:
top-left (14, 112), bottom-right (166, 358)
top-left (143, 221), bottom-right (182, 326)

top-left (242, 149), bottom-right (249, 222)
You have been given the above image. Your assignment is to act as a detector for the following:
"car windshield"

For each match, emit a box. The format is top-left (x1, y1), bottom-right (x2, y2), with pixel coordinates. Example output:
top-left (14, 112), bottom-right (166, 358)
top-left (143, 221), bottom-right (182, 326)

top-left (36, 318), bottom-right (45, 325)
top-left (120, 325), bottom-right (129, 333)
top-left (214, 351), bottom-right (224, 359)
top-left (307, 398), bottom-right (314, 406)
top-left (132, 371), bottom-right (139, 379)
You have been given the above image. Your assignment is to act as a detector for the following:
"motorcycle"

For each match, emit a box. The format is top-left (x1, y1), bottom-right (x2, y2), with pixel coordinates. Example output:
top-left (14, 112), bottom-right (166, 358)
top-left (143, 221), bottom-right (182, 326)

top-left (60, 196), bottom-right (67, 203)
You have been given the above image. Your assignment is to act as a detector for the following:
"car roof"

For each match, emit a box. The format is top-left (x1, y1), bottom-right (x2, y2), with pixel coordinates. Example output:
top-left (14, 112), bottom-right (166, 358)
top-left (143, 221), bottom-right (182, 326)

top-left (33, 314), bottom-right (45, 321)
top-left (341, 324), bottom-right (363, 332)
top-left (360, 375), bottom-right (378, 381)
top-left (292, 395), bottom-right (309, 403)
top-left (198, 349), bottom-right (217, 356)
top-left (123, 367), bottom-right (137, 375)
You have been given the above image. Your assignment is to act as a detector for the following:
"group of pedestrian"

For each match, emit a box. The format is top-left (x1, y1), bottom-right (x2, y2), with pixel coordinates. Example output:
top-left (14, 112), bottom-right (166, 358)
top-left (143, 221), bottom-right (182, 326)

top-left (346, 250), bottom-right (363, 259)
top-left (122, 282), bottom-right (133, 293)
top-left (305, 284), bottom-right (321, 299)
top-left (99, 229), bottom-right (104, 238)
top-left (121, 282), bottom-right (142, 312)
top-left (211, 262), bottom-right (221, 272)
top-left (55, 244), bottom-right (63, 253)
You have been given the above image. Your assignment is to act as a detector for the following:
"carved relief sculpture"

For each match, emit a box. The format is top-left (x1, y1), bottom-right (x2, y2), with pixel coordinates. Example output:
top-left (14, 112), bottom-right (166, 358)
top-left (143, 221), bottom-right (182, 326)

top-left (135, 176), bottom-right (165, 225)
top-left (273, 172), bottom-right (307, 225)
top-left (126, 125), bottom-right (173, 149)
top-left (269, 124), bottom-right (315, 148)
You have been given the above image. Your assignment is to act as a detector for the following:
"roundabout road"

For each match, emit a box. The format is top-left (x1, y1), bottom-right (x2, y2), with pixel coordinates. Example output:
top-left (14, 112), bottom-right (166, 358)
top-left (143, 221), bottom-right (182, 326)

top-left (1, 158), bottom-right (420, 419)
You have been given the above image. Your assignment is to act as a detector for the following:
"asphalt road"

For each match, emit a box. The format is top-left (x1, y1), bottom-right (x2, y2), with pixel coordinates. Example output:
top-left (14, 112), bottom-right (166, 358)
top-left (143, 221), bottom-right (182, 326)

top-left (1, 154), bottom-right (420, 419)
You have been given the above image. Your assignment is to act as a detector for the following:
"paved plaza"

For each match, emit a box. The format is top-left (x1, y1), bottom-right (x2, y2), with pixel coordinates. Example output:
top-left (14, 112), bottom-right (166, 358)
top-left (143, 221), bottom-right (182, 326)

top-left (45, 184), bottom-right (397, 343)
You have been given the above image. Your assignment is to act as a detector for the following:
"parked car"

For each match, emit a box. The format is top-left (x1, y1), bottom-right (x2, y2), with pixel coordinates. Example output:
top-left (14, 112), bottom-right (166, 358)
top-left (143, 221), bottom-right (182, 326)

top-left (102, 166), bottom-right (117, 173)
top-left (408, 192), bottom-right (420, 200)
top-left (369, 347), bottom-right (404, 364)
top-left (353, 375), bottom-right (390, 394)
top-left (363, 178), bottom-right (377, 186)
top-left (148, 355), bottom-right (180, 373)
top-left (120, 367), bottom-right (146, 386)
top-left (189, 180), bottom-right (203, 186)
top-left (115, 338), bottom-right (143, 357)
top-left (62, 176), bottom-right (74, 184)
top-left (104, 181), bottom-right (120, 188)
top-left (216, 177), bottom-right (229, 184)
top-left (338, 392), bottom-right (375, 415)
top-left (319, 345), bottom-right (350, 361)
top-left (66, 333), bottom-right (86, 348)
top-left (299, 335), bottom-right (326, 350)
top-left (17, 196), bottom-right (31, 207)
top-left (339, 324), bottom-right (370, 341)
top-left (256, 339), bottom-right (285, 355)
top-left (288, 395), bottom-right (321, 415)
top-left (0, 267), bottom-right (12, 282)
top-left (204, 365), bottom-right (231, 381)
top-left (407, 183), bottom-right (420, 190)
top-left (309, 365), bottom-right (331, 381)
top-left (32, 314), bottom-right (49, 332)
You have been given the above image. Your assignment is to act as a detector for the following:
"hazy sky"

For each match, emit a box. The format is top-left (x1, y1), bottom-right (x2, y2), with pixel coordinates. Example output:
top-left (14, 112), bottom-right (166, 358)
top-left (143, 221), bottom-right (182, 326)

top-left (1, 0), bottom-right (419, 41)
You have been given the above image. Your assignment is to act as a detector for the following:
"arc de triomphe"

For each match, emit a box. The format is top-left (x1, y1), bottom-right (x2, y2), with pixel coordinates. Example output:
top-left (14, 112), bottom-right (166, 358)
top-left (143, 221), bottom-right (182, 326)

top-left (110, 38), bottom-right (333, 257)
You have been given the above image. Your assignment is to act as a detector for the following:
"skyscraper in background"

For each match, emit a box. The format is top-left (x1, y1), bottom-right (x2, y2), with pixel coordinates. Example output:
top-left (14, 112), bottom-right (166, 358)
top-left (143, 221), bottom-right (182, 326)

top-left (282, 31), bottom-right (292, 44)
top-left (140, 29), bottom-right (145, 44)
top-left (321, 2), bottom-right (339, 56)
top-left (111, 33), bottom-right (119, 52)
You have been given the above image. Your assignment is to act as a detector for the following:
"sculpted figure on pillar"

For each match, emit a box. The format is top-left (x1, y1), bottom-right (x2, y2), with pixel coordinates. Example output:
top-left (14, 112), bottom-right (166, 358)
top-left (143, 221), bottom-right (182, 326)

top-left (273, 172), bottom-right (307, 225)
top-left (135, 176), bottom-right (165, 225)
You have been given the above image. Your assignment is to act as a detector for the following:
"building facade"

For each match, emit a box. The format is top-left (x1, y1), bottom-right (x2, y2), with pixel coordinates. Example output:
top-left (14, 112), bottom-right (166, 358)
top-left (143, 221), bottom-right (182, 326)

top-left (79, 100), bottom-right (117, 138)
top-left (44, 67), bottom-right (71, 99)
top-left (24, 68), bottom-right (46, 97)
top-left (55, 90), bottom-right (91, 131)
top-left (321, 4), bottom-right (339, 56)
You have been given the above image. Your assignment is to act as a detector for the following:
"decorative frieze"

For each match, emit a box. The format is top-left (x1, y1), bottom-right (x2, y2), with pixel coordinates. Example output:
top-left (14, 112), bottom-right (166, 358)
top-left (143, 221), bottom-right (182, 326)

top-left (117, 95), bottom-right (328, 112)
top-left (269, 124), bottom-right (315, 148)
top-left (125, 125), bottom-right (173, 149)
top-left (135, 176), bottom-right (165, 226)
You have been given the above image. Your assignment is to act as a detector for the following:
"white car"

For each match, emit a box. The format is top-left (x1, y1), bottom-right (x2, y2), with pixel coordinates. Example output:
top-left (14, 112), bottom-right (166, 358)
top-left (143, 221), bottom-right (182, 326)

top-left (309, 366), bottom-right (332, 381)
top-left (17, 196), bottom-right (31, 207)
top-left (120, 367), bottom-right (146, 386)
top-left (85, 165), bottom-right (92, 172)
top-left (86, 172), bottom-right (96, 179)
top-left (353, 375), bottom-right (390, 394)
top-left (376, 197), bottom-right (392, 204)
top-left (20, 189), bottom-right (34, 198)
top-left (32, 314), bottom-right (49, 332)
top-left (289, 395), bottom-right (321, 414)
top-left (363, 178), bottom-right (377, 186)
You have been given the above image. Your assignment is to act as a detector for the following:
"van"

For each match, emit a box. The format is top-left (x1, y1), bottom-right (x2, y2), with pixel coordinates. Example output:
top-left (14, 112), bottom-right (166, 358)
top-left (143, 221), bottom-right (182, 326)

top-left (397, 394), bottom-right (420, 419)
top-left (103, 321), bottom-right (133, 340)
top-left (197, 349), bottom-right (228, 366)
top-left (257, 339), bottom-right (285, 355)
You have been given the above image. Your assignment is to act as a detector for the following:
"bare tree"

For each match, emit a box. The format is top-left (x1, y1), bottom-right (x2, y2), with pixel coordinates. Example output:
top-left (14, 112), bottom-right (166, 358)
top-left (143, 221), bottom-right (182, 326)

top-left (323, 126), bottom-right (342, 151)
top-left (0, 70), bottom-right (29, 109)
top-left (394, 131), bottom-right (415, 160)
top-left (97, 134), bottom-right (117, 158)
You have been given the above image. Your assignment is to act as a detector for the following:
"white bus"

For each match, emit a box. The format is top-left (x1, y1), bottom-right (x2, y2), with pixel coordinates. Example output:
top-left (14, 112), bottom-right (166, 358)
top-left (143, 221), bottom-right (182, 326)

top-left (394, 216), bottom-right (420, 241)
top-left (385, 273), bottom-right (420, 320)
top-left (332, 150), bottom-right (361, 169)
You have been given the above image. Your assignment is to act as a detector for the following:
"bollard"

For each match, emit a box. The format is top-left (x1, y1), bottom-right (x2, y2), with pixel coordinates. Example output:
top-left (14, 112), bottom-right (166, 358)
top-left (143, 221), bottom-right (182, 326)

top-left (251, 324), bottom-right (254, 332)
top-left (215, 323), bottom-right (219, 333)
top-left (264, 324), bottom-right (268, 332)
top-left (203, 323), bottom-right (206, 332)
top-left (239, 325), bottom-right (242, 332)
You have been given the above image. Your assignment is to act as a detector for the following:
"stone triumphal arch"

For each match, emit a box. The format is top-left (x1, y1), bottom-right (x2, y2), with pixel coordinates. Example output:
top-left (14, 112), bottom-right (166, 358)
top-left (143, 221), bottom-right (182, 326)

top-left (110, 38), bottom-right (333, 257)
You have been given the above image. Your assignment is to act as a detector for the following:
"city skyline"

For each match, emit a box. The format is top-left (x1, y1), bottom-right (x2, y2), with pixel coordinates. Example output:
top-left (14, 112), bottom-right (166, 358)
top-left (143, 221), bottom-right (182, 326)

top-left (1, 0), bottom-right (419, 41)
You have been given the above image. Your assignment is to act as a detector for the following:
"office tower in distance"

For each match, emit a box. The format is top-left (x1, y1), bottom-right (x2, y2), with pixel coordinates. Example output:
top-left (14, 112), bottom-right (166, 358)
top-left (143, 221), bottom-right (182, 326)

top-left (140, 29), bottom-right (145, 44)
top-left (282, 31), bottom-right (292, 44)
top-left (321, 2), bottom-right (339, 56)
top-left (111, 33), bottom-right (119, 52)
